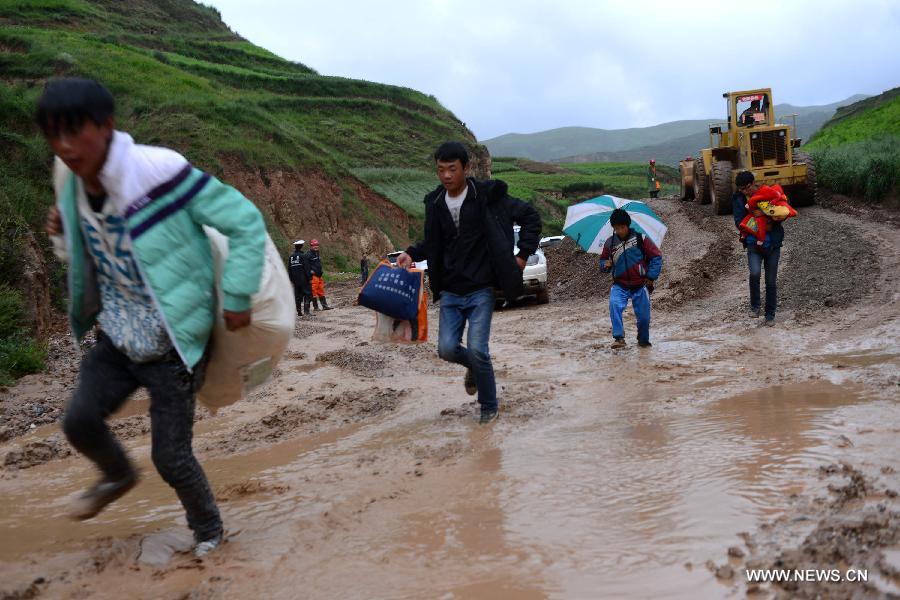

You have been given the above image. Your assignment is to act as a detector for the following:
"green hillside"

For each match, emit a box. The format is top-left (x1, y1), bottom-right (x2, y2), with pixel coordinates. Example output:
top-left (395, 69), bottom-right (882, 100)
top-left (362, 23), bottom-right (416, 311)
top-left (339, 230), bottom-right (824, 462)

top-left (486, 96), bottom-right (868, 164)
top-left (0, 0), bottom-right (483, 383)
top-left (805, 87), bottom-right (900, 202)
top-left (491, 159), bottom-right (678, 234)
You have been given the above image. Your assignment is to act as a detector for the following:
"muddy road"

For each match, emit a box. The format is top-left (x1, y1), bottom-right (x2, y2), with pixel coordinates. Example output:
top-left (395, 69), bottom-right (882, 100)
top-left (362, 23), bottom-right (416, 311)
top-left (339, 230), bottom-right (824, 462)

top-left (1, 197), bottom-right (898, 599)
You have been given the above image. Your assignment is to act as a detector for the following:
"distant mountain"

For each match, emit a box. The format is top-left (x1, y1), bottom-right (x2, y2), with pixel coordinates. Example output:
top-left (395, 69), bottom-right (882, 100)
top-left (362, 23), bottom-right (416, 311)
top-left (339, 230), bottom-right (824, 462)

top-left (485, 95), bottom-right (869, 166)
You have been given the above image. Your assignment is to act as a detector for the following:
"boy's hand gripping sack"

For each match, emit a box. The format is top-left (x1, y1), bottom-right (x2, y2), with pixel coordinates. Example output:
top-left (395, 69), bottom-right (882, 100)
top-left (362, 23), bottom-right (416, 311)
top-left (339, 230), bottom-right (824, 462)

top-left (198, 228), bottom-right (295, 412)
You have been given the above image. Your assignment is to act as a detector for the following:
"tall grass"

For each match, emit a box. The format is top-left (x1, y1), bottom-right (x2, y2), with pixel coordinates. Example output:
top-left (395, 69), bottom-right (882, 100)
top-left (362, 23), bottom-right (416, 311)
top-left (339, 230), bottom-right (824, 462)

top-left (810, 136), bottom-right (900, 201)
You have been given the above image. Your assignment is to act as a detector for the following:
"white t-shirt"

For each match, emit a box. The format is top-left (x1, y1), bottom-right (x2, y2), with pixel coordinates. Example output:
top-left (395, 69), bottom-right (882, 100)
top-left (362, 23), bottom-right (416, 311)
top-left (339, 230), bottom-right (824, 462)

top-left (444, 187), bottom-right (467, 230)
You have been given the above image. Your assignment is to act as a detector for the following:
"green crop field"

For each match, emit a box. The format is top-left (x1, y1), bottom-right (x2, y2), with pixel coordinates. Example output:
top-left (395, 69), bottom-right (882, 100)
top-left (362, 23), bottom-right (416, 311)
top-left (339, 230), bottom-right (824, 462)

top-left (492, 159), bottom-right (678, 234)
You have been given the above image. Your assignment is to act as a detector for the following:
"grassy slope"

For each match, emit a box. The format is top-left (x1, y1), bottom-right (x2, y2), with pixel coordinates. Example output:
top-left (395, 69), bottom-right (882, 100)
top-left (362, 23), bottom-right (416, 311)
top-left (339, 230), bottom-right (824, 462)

top-left (0, 0), bottom-right (478, 381)
top-left (0, 0), bottom-right (476, 245)
top-left (491, 159), bottom-right (678, 234)
top-left (805, 87), bottom-right (900, 201)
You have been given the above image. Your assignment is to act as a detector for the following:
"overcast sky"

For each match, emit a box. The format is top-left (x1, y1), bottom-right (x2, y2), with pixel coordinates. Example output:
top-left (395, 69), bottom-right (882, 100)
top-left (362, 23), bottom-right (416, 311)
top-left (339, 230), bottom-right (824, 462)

top-left (206, 0), bottom-right (900, 140)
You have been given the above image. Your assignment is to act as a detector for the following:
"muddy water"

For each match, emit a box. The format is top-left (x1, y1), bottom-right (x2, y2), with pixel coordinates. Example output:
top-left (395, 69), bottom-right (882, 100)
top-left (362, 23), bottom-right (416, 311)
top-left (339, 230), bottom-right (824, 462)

top-left (490, 382), bottom-right (864, 597)
top-left (250, 380), bottom-right (869, 599)
top-left (0, 379), bottom-right (867, 598)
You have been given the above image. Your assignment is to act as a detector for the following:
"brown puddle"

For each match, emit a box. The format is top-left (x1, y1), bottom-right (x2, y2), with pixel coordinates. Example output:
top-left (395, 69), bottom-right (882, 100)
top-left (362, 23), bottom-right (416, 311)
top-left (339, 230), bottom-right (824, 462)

top-left (0, 381), bottom-right (873, 598)
top-left (473, 381), bottom-right (865, 597)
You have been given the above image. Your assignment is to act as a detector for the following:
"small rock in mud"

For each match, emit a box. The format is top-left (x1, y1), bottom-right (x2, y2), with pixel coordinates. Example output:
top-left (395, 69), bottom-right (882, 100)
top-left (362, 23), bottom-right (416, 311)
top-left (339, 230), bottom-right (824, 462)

top-left (727, 546), bottom-right (745, 559)
top-left (715, 564), bottom-right (734, 580)
top-left (216, 480), bottom-right (289, 501)
top-left (218, 388), bottom-right (406, 452)
top-left (3, 434), bottom-right (72, 470)
top-left (315, 350), bottom-right (387, 375)
top-left (294, 322), bottom-right (329, 338)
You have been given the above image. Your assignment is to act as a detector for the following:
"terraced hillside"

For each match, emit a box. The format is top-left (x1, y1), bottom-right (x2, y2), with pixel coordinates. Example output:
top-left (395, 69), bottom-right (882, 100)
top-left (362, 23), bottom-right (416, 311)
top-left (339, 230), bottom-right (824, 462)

top-left (0, 0), bottom-right (487, 381)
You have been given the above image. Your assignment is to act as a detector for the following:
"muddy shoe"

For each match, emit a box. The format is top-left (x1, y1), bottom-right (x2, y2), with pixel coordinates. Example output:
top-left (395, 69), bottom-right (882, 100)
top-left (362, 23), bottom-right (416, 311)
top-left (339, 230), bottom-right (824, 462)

top-left (638, 340), bottom-right (652, 348)
top-left (194, 533), bottom-right (223, 558)
top-left (750, 307), bottom-right (761, 318)
top-left (764, 317), bottom-right (776, 327)
top-left (69, 471), bottom-right (138, 520)
top-left (611, 337), bottom-right (626, 349)
top-left (464, 369), bottom-right (477, 396)
top-left (479, 406), bottom-right (499, 424)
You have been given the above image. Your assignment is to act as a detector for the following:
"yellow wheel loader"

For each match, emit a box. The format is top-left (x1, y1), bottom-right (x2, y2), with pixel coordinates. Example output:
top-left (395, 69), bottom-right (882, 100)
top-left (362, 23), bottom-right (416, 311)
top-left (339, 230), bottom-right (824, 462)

top-left (682, 88), bottom-right (817, 214)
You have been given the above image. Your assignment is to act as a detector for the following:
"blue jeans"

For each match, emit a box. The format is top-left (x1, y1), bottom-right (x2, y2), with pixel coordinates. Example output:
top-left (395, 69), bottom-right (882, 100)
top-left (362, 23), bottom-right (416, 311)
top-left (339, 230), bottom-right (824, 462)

top-left (63, 333), bottom-right (223, 542)
top-left (610, 284), bottom-right (651, 344)
top-left (438, 288), bottom-right (496, 409)
top-left (747, 247), bottom-right (781, 320)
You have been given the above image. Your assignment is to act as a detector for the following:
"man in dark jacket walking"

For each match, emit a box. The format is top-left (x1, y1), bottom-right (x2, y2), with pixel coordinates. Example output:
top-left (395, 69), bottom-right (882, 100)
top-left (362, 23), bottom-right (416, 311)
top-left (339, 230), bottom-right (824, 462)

top-left (732, 171), bottom-right (783, 325)
top-left (289, 240), bottom-right (313, 316)
top-left (397, 141), bottom-right (541, 424)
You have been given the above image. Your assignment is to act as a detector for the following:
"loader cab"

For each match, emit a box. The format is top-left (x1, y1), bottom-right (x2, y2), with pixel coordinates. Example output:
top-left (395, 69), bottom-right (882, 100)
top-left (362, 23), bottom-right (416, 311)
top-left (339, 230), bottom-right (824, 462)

top-left (730, 90), bottom-right (773, 129)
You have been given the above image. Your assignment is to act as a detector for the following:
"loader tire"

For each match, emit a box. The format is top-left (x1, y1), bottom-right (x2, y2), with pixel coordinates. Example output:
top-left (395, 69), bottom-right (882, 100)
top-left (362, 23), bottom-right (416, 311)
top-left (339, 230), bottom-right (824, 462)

top-left (790, 151), bottom-right (818, 207)
top-left (693, 156), bottom-right (709, 204)
top-left (710, 160), bottom-right (734, 215)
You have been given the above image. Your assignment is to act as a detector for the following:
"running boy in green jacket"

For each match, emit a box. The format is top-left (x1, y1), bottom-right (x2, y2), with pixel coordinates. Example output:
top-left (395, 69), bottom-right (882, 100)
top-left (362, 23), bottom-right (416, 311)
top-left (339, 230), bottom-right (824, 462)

top-left (40, 78), bottom-right (267, 557)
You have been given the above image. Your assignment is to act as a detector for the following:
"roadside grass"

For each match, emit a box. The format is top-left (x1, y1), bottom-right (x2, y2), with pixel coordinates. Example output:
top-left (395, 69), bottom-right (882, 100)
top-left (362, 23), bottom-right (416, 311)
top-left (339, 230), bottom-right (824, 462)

top-left (809, 136), bottom-right (900, 201)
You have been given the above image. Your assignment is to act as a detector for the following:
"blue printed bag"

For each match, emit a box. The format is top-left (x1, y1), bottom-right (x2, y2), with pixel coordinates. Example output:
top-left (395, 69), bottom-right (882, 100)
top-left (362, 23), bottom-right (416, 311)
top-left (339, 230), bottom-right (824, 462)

top-left (358, 261), bottom-right (423, 321)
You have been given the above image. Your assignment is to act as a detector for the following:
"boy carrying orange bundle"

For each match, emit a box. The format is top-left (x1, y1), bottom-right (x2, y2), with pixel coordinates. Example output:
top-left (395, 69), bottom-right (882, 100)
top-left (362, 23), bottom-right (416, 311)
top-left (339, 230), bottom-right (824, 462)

top-left (738, 184), bottom-right (797, 247)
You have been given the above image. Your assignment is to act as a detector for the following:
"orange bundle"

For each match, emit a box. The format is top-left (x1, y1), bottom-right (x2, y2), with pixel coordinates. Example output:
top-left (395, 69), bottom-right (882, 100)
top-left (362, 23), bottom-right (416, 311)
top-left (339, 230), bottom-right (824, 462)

top-left (739, 185), bottom-right (797, 244)
top-left (749, 184), bottom-right (797, 221)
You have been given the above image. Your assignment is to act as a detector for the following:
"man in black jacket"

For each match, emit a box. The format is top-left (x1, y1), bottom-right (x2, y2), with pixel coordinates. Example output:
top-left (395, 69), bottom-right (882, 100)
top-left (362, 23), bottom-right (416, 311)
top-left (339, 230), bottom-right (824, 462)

top-left (289, 240), bottom-right (312, 316)
top-left (397, 142), bottom-right (541, 424)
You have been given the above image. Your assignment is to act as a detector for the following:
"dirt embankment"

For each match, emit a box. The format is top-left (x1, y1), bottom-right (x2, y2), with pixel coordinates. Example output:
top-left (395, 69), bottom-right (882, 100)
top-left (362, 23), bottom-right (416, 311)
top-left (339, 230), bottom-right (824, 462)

top-left (219, 157), bottom-right (410, 260)
top-left (545, 195), bottom-right (885, 319)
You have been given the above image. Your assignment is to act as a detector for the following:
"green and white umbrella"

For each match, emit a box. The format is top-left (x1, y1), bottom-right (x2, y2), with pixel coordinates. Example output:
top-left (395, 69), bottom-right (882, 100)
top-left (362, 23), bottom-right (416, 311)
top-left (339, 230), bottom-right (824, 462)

top-left (563, 195), bottom-right (667, 253)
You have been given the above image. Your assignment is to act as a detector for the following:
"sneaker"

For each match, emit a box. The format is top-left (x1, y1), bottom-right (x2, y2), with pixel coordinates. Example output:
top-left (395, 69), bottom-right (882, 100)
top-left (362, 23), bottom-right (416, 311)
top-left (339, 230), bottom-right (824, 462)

top-left (464, 369), bottom-right (477, 396)
top-left (638, 340), bottom-right (652, 348)
top-left (611, 337), bottom-right (626, 349)
top-left (479, 406), bottom-right (499, 424)
top-left (193, 533), bottom-right (223, 558)
top-left (750, 307), bottom-right (761, 318)
top-left (69, 471), bottom-right (138, 520)
top-left (764, 317), bottom-right (776, 327)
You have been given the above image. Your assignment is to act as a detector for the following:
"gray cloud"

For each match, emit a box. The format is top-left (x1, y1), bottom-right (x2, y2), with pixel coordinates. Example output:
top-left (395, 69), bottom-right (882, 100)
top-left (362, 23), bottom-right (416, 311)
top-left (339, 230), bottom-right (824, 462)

top-left (206, 0), bottom-right (900, 140)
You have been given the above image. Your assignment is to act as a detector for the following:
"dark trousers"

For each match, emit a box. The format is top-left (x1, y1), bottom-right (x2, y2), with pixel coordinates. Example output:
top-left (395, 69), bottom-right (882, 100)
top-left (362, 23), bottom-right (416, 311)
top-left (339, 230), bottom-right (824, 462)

top-left (62, 333), bottom-right (223, 542)
top-left (293, 281), bottom-right (312, 314)
top-left (747, 246), bottom-right (781, 320)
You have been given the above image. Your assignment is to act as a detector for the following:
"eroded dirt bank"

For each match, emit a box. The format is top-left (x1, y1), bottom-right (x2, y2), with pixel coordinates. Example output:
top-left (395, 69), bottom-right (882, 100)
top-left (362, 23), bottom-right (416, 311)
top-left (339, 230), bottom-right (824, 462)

top-left (1, 196), bottom-right (898, 599)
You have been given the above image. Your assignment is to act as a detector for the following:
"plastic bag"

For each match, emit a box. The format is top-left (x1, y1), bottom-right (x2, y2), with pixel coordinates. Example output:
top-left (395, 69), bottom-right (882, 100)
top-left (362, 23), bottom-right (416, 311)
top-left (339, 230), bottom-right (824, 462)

top-left (360, 262), bottom-right (428, 343)
top-left (197, 227), bottom-right (295, 412)
top-left (358, 261), bottom-right (422, 320)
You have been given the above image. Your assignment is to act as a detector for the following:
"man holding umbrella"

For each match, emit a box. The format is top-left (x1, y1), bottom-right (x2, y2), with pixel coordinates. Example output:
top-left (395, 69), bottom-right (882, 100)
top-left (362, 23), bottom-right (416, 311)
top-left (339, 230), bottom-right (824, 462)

top-left (600, 209), bottom-right (662, 348)
top-left (563, 196), bottom-right (666, 349)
